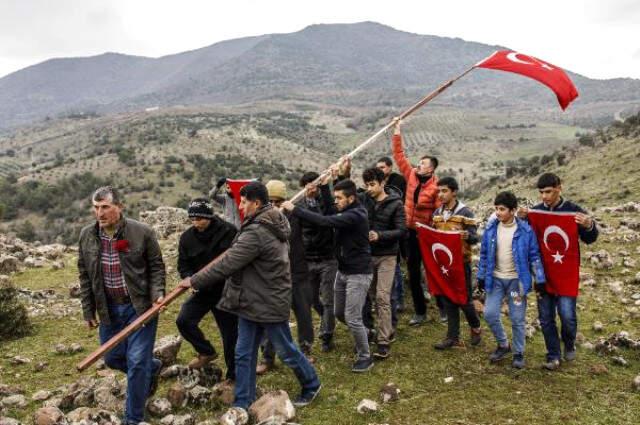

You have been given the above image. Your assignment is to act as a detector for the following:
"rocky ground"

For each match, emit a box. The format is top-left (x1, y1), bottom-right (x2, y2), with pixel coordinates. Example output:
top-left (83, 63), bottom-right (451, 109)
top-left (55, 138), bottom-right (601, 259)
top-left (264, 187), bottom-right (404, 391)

top-left (1, 202), bottom-right (640, 425)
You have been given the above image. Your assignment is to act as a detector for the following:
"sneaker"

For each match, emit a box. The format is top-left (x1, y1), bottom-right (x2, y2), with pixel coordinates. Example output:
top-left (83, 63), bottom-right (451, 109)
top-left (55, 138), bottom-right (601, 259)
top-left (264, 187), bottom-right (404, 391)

top-left (489, 344), bottom-right (511, 363)
top-left (148, 358), bottom-right (162, 397)
top-left (409, 314), bottom-right (426, 326)
top-left (434, 337), bottom-right (464, 350)
top-left (543, 358), bottom-right (561, 370)
top-left (321, 336), bottom-right (334, 353)
top-left (470, 328), bottom-right (482, 346)
top-left (373, 344), bottom-right (390, 359)
top-left (256, 361), bottom-right (273, 376)
top-left (512, 354), bottom-right (525, 369)
top-left (293, 385), bottom-right (322, 407)
top-left (564, 350), bottom-right (577, 362)
top-left (351, 357), bottom-right (374, 373)
top-left (188, 353), bottom-right (218, 369)
top-left (219, 407), bottom-right (249, 425)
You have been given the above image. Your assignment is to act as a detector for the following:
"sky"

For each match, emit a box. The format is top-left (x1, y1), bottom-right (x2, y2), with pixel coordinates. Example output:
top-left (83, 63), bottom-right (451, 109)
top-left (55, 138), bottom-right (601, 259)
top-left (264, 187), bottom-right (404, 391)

top-left (0, 0), bottom-right (639, 80)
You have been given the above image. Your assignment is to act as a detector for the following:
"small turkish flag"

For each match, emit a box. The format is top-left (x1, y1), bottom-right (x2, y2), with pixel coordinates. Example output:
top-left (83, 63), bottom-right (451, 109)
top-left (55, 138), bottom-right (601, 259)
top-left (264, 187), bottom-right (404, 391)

top-left (416, 224), bottom-right (468, 305)
top-left (475, 50), bottom-right (579, 110)
top-left (528, 210), bottom-right (580, 296)
top-left (226, 179), bottom-right (254, 221)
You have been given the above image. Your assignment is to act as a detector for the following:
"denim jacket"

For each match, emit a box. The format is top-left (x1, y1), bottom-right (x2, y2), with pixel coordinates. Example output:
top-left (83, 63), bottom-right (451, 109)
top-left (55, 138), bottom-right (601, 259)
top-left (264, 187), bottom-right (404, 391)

top-left (477, 217), bottom-right (546, 294)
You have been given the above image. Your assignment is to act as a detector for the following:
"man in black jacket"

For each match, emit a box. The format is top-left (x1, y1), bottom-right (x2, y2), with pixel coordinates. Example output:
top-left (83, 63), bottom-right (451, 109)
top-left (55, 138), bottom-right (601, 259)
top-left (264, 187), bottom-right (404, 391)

top-left (297, 171), bottom-right (338, 352)
top-left (283, 177), bottom-right (374, 373)
top-left (359, 168), bottom-right (406, 359)
top-left (175, 199), bottom-right (238, 379)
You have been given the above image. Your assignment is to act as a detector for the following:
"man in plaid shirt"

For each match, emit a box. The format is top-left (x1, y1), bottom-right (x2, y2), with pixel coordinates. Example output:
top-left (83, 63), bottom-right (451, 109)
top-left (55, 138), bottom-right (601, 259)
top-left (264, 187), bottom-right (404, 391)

top-left (78, 186), bottom-right (166, 425)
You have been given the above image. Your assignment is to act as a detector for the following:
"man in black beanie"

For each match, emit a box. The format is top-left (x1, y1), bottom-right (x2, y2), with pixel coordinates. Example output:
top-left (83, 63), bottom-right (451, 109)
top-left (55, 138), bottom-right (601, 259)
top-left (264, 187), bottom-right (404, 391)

top-left (175, 198), bottom-right (239, 378)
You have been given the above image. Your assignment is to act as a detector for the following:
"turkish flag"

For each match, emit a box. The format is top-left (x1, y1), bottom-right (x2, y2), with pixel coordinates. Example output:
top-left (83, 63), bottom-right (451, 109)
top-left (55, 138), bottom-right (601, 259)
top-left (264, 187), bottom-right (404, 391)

top-left (416, 224), bottom-right (468, 305)
top-left (528, 210), bottom-right (580, 296)
top-left (226, 179), bottom-right (254, 221)
top-left (475, 50), bottom-right (579, 110)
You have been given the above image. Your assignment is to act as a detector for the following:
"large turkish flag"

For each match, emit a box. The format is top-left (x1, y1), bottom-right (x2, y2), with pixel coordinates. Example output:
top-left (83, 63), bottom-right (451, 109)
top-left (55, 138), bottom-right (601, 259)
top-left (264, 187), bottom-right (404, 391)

top-left (226, 179), bottom-right (254, 222)
top-left (417, 224), bottom-right (468, 305)
top-left (528, 210), bottom-right (580, 296)
top-left (475, 50), bottom-right (579, 110)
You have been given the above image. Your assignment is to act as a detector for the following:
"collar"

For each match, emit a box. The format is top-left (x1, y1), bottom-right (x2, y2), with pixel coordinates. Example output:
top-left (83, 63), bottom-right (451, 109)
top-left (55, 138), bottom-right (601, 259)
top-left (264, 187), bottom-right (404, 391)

top-left (544, 196), bottom-right (565, 211)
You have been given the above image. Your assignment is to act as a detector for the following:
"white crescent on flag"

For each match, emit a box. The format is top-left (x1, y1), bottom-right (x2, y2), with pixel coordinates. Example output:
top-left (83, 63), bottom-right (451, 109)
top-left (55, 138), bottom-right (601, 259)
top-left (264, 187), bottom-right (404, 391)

top-left (543, 225), bottom-right (570, 263)
top-left (431, 243), bottom-right (453, 265)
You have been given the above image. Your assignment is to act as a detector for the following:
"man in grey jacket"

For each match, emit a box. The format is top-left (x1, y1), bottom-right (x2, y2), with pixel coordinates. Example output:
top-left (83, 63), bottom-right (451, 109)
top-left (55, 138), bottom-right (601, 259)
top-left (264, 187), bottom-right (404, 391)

top-left (179, 182), bottom-right (320, 418)
top-left (78, 186), bottom-right (165, 425)
top-left (209, 177), bottom-right (241, 229)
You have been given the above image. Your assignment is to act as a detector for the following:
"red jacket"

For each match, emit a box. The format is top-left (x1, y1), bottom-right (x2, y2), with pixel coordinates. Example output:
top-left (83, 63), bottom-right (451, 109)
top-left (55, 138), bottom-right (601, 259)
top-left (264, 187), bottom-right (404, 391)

top-left (392, 133), bottom-right (440, 229)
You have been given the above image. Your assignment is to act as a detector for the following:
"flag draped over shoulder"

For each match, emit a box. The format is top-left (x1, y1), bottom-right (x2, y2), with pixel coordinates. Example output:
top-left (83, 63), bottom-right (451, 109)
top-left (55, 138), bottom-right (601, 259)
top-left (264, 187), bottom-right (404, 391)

top-left (475, 50), bottom-right (579, 110)
top-left (226, 179), bottom-right (254, 221)
top-left (416, 224), bottom-right (468, 305)
top-left (528, 210), bottom-right (580, 296)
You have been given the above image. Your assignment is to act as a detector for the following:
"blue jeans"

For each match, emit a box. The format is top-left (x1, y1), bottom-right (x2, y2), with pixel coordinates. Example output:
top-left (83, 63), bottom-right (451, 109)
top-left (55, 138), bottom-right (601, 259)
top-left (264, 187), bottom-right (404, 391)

top-left (484, 278), bottom-right (527, 355)
top-left (99, 303), bottom-right (159, 424)
top-left (537, 293), bottom-right (577, 361)
top-left (234, 318), bottom-right (320, 409)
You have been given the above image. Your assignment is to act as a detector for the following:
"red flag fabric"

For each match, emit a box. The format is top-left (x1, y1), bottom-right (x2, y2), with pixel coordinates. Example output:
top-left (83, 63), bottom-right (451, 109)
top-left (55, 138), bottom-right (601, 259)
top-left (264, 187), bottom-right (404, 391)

top-left (475, 50), bottom-right (579, 110)
top-left (226, 179), bottom-right (254, 222)
top-left (416, 224), bottom-right (468, 305)
top-left (528, 210), bottom-right (580, 296)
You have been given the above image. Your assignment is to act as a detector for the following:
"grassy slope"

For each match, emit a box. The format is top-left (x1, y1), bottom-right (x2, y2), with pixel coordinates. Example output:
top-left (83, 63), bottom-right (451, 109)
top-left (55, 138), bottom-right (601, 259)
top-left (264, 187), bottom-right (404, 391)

top-left (2, 132), bottom-right (639, 425)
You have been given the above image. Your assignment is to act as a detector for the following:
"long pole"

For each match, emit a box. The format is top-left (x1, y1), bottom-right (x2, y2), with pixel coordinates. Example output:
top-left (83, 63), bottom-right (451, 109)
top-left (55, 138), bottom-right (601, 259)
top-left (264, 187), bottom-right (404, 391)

top-left (289, 66), bottom-right (476, 203)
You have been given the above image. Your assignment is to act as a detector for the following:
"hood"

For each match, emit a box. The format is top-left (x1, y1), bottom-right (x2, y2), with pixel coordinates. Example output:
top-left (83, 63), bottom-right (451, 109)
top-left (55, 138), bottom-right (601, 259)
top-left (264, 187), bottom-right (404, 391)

top-left (251, 204), bottom-right (291, 242)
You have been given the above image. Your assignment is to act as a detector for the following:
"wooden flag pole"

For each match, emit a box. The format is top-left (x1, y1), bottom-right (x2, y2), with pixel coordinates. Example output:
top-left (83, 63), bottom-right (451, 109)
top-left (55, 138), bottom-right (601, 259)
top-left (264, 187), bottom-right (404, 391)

top-left (289, 65), bottom-right (476, 204)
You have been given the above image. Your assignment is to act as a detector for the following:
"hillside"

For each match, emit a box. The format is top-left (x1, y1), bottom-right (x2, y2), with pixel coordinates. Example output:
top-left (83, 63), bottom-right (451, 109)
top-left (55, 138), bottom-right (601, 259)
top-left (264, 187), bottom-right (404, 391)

top-left (0, 119), bottom-right (639, 424)
top-left (1, 22), bottom-right (639, 129)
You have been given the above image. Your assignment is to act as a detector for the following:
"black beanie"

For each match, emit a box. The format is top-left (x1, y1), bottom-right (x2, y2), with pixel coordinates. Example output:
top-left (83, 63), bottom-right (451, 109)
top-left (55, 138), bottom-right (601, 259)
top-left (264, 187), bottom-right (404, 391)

top-left (187, 198), bottom-right (214, 219)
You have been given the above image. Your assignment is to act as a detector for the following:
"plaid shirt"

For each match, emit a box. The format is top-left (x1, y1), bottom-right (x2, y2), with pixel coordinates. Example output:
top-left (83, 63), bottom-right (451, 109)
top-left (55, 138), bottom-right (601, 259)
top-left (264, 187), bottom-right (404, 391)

top-left (100, 229), bottom-right (129, 299)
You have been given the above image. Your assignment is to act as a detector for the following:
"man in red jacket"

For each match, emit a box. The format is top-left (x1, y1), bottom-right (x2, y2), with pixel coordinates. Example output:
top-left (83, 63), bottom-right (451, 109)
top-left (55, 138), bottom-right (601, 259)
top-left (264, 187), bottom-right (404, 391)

top-left (391, 117), bottom-right (442, 326)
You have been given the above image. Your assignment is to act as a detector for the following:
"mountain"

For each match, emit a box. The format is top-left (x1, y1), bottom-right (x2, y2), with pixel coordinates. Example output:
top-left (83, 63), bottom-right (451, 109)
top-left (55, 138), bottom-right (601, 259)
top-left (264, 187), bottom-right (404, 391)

top-left (1, 21), bottom-right (639, 129)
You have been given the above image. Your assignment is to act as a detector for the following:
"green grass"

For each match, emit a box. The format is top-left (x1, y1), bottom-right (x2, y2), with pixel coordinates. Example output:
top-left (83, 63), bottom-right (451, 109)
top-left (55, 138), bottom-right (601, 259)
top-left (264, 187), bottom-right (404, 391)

top-left (1, 222), bottom-right (639, 425)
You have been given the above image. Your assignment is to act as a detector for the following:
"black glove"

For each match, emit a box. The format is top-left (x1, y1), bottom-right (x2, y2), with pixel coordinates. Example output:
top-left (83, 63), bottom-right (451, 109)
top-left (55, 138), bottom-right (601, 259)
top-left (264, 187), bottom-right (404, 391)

top-left (216, 177), bottom-right (227, 189)
top-left (477, 279), bottom-right (485, 291)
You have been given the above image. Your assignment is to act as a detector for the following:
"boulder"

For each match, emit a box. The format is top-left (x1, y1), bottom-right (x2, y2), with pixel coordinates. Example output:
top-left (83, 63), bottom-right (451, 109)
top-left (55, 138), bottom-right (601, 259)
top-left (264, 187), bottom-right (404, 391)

top-left (177, 364), bottom-right (222, 389)
top-left (356, 398), bottom-right (379, 414)
top-left (1, 394), bottom-right (27, 408)
top-left (0, 417), bottom-right (21, 425)
top-left (68, 285), bottom-right (81, 299)
top-left (248, 391), bottom-right (295, 425)
top-left (9, 356), bottom-right (31, 365)
top-left (0, 385), bottom-right (23, 397)
top-left (0, 256), bottom-right (19, 274)
top-left (33, 407), bottom-right (67, 425)
top-left (187, 385), bottom-right (212, 406)
top-left (166, 382), bottom-right (187, 409)
top-left (153, 335), bottom-right (182, 366)
top-left (66, 408), bottom-right (121, 425)
top-left (589, 364), bottom-right (608, 375)
top-left (147, 398), bottom-right (172, 417)
top-left (160, 364), bottom-right (188, 379)
top-left (219, 407), bottom-right (248, 425)
top-left (592, 321), bottom-right (604, 332)
top-left (32, 391), bottom-right (52, 402)
top-left (632, 375), bottom-right (640, 391)
top-left (160, 414), bottom-right (195, 425)
top-left (139, 207), bottom-right (190, 239)
top-left (211, 380), bottom-right (235, 406)
top-left (380, 383), bottom-right (400, 403)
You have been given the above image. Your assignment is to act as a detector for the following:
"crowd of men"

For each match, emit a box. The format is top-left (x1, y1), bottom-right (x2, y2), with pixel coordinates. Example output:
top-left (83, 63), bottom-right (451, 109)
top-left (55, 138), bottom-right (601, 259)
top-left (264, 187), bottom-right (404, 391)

top-left (78, 118), bottom-right (598, 424)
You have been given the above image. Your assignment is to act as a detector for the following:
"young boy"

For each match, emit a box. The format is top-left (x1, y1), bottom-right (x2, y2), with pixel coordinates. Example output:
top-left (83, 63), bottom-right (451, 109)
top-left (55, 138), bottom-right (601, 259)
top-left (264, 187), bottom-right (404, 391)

top-left (431, 177), bottom-right (482, 349)
top-left (282, 175), bottom-right (374, 372)
top-left (520, 173), bottom-right (598, 370)
top-left (477, 191), bottom-right (546, 369)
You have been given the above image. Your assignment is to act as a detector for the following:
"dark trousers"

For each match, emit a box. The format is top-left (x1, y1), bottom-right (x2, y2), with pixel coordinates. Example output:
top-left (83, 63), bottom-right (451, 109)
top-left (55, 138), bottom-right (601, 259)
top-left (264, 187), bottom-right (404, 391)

top-left (443, 263), bottom-right (481, 339)
top-left (262, 276), bottom-right (315, 364)
top-left (407, 229), bottom-right (427, 315)
top-left (176, 289), bottom-right (238, 380)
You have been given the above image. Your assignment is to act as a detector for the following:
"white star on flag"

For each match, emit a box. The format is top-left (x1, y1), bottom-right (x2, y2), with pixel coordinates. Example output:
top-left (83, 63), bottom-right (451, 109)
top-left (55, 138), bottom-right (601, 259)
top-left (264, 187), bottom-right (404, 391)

top-left (440, 265), bottom-right (449, 276)
top-left (552, 251), bottom-right (564, 264)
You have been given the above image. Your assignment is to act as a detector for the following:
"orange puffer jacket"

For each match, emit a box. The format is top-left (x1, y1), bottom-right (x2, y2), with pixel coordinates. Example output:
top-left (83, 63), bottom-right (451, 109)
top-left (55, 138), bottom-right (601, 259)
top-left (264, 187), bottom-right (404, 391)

top-left (392, 133), bottom-right (440, 229)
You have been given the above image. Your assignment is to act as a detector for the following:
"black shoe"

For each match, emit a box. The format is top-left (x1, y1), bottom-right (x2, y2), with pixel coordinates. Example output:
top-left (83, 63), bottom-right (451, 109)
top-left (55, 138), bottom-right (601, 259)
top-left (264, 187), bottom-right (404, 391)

top-left (351, 357), bottom-right (374, 373)
top-left (439, 308), bottom-right (448, 323)
top-left (321, 336), bottom-right (334, 353)
top-left (148, 358), bottom-right (162, 397)
top-left (409, 314), bottom-right (426, 326)
top-left (489, 345), bottom-right (512, 363)
top-left (512, 354), bottom-right (525, 369)
top-left (293, 384), bottom-right (321, 407)
top-left (470, 328), bottom-right (482, 346)
top-left (373, 344), bottom-right (390, 359)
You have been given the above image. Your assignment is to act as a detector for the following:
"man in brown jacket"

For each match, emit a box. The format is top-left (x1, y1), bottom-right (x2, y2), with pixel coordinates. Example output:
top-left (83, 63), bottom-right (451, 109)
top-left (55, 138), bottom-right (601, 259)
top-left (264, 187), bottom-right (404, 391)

top-left (78, 186), bottom-right (165, 425)
top-left (179, 182), bottom-right (320, 420)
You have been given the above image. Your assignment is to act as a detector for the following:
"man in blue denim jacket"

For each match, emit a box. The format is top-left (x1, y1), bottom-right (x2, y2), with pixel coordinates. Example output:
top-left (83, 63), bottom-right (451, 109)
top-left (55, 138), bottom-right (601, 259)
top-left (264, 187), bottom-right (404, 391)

top-left (477, 191), bottom-right (546, 369)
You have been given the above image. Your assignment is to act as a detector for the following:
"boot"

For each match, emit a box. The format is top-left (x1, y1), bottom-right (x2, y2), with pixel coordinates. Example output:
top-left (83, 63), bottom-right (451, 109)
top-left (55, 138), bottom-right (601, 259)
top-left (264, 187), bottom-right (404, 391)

top-left (188, 353), bottom-right (217, 369)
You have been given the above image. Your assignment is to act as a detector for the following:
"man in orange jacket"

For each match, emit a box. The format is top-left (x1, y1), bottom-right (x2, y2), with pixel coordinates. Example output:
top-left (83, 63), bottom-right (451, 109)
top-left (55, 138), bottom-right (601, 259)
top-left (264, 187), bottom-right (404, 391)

top-left (391, 117), bottom-right (442, 326)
